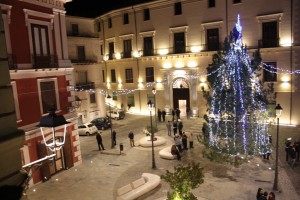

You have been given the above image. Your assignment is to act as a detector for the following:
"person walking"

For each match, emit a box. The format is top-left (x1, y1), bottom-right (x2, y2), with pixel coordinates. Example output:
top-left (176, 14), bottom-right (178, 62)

top-left (186, 107), bottom-right (190, 119)
top-left (178, 120), bottom-right (183, 135)
top-left (112, 130), bottom-right (117, 147)
top-left (173, 121), bottom-right (178, 136)
top-left (162, 110), bottom-right (166, 122)
top-left (174, 134), bottom-right (182, 152)
top-left (166, 121), bottom-right (172, 136)
top-left (128, 130), bottom-right (135, 147)
top-left (96, 132), bottom-right (105, 151)
top-left (175, 108), bottom-right (181, 120)
top-left (182, 132), bottom-right (188, 150)
top-left (157, 109), bottom-right (162, 122)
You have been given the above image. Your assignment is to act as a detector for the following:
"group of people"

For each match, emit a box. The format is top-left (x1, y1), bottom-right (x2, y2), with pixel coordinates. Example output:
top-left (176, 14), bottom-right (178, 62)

top-left (165, 120), bottom-right (185, 136)
top-left (157, 109), bottom-right (167, 122)
top-left (171, 132), bottom-right (194, 160)
top-left (256, 188), bottom-right (275, 200)
top-left (285, 137), bottom-right (300, 168)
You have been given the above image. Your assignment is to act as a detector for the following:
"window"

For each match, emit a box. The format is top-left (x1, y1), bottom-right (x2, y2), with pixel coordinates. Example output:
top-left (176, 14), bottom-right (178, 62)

top-left (207, 28), bottom-right (219, 51)
top-left (102, 70), bottom-right (105, 83)
top-left (77, 46), bottom-right (85, 61)
top-left (108, 18), bottom-right (112, 28)
top-left (90, 93), bottom-right (96, 103)
top-left (261, 21), bottom-right (278, 48)
top-left (111, 69), bottom-right (116, 83)
top-left (123, 13), bottom-right (129, 24)
top-left (145, 67), bottom-right (154, 82)
top-left (174, 2), bottom-right (182, 15)
top-left (38, 79), bottom-right (59, 115)
top-left (96, 21), bottom-right (101, 32)
top-left (108, 42), bottom-right (114, 60)
top-left (174, 32), bottom-right (185, 54)
top-left (123, 39), bottom-right (132, 58)
top-left (100, 45), bottom-right (103, 55)
top-left (71, 24), bottom-right (79, 35)
top-left (125, 68), bottom-right (133, 83)
top-left (77, 71), bottom-right (87, 84)
top-left (113, 92), bottom-right (118, 101)
top-left (263, 62), bottom-right (277, 82)
top-left (143, 37), bottom-right (153, 56)
top-left (144, 9), bottom-right (150, 21)
top-left (233, 0), bottom-right (241, 3)
top-left (127, 93), bottom-right (135, 107)
top-left (208, 0), bottom-right (215, 7)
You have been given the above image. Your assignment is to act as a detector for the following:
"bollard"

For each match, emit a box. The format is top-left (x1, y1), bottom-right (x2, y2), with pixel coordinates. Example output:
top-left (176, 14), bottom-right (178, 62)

top-left (120, 143), bottom-right (124, 154)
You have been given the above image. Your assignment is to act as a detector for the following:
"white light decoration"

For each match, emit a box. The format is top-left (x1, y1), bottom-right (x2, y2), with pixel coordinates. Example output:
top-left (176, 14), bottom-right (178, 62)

top-left (132, 50), bottom-right (143, 58)
top-left (175, 61), bottom-right (184, 68)
top-left (158, 49), bottom-right (169, 55)
top-left (187, 61), bottom-right (197, 68)
top-left (163, 62), bottom-right (172, 69)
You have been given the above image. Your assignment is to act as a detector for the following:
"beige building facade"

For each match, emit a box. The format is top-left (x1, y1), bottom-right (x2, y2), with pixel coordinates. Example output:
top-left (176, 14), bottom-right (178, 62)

top-left (68, 0), bottom-right (300, 125)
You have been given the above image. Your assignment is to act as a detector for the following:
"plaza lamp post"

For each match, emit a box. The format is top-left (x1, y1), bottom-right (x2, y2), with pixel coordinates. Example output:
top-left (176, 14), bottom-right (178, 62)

top-left (152, 88), bottom-right (157, 130)
top-left (107, 94), bottom-right (113, 148)
top-left (273, 104), bottom-right (283, 191)
top-left (148, 100), bottom-right (156, 169)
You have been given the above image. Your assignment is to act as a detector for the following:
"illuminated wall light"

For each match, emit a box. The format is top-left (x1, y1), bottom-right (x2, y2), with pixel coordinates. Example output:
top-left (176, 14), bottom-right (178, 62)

top-left (115, 53), bottom-right (121, 59)
top-left (156, 82), bottom-right (163, 88)
top-left (175, 61), bottom-right (184, 68)
top-left (191, 46), bottom-right (201, 53)
top-left (280, 38), bottom-right (292, 47)
top-left (132, 50), bottom-right (143, 58)
top-left (187, 61), bottom-right (197, 68)
top-left (281, 76), bottom-right (290, 82)
top-left (173, 70), bottom-right (186, 76)
top-left (138, 82), bottom-right (144, 88)
top-left (103, 55), bottom-right (109, 61)
top-left (163, 62), bottom-right (172, 69)
top-left (158, 49), bottom-right (169, 55)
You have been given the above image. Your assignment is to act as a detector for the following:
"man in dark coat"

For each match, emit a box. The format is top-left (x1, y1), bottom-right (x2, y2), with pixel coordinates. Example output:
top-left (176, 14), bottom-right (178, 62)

top-left (157, 109), bottom-right (162, 122)
top-left (96, 132), bottom-right (105, 151)
top-left (175, 108), bottom-right (181, 120)
top-left (112, 130), bottom-right (117, 147)
top-left (171, 109), bottom-right (175, 121)
top-left (128, 130), bottom-right (135, 147)
top-left (162, 110), bottom-right (166, 122)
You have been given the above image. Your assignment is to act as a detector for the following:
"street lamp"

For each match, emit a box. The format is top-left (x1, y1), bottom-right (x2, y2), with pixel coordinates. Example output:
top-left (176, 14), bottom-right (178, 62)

top-left (273, 103), bottom-right (283, 191)
top-left (107, 94), bottom-right (113, 148)
top-left (152, 88), bottom-right (157, 130)
top-left (148, 100), bottom-right (156, 169)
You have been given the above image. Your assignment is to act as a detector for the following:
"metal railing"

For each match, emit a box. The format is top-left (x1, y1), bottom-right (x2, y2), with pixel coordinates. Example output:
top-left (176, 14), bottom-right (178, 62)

top-left (75, 82), bottom-right (95, 91)
top-left (32, 55), bottom-right (58, 69)
top-left (258, 38), bottom-right (279, 48)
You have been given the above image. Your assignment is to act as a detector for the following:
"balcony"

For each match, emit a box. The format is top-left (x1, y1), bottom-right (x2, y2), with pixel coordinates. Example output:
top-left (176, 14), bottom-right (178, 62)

top-left (75, 82), bottom-right (95, 91)
top-left (32, 55), bottom-right (58, 69)
top-left (258, 38), bottom-right (279, 48)
top-left (70, 56), bottom-right (98, 64)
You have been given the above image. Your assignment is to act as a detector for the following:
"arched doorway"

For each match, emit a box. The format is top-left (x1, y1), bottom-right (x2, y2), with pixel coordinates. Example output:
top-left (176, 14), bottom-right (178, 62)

top-left (172, 78), bottom-right (190, 117)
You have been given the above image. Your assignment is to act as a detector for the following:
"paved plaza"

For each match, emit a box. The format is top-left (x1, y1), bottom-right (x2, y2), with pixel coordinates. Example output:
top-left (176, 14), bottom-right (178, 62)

top-left (24, 114), bottom-right (300, 200)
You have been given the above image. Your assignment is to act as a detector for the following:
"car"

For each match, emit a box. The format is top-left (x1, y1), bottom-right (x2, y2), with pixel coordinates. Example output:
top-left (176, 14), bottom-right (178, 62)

top-left (106, 109), bottom-right (125, 120)
top-left (90, 117), bottom-right (111, 130)
top-left (78, 123), bottom-right (98, 136)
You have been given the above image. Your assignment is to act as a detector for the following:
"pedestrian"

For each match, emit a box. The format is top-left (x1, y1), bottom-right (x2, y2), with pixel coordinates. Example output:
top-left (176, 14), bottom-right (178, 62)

top-left (289, 145), bottom-right (296, 168)
top-left (178, 120), bottom-right (183, 135)
top-left (171, 109), bottom-right (175, 121)
top-left (258, 191), bottom-right (268, 200)
top-left (157, 109), bottom-right (162, 122)
top-left (186, 107), bottom-right (190, 119)
top-left (285, 138), bottom-right (292, 161)
top-left (175, 108), bottom-right (181, 120)
top-left (256, 188), bottom-right (263, 200)
top-left (171, 144), bottom-right (181, 160)
top-left (162, 109), bottom-right (166, 122)
top-left (174, 134), bottom-right (182, 152)
top-left (112, 130), bottom-right (117, 147)
top-left (173, 121), bottom-right (178, 136)
top-left (128, 130), bottom-right (135, 147)
top-left (166, 121), bottom-right (172, 136)
top-left (294, 138), bottom-right (300, 162)
top-left (268, 192), bottom-right (275, 200)
top-left (182, 132), bottom-right (188, 150)
top-left (96, 132), bottom-right (105, 151)
top-left (189, 132), bottom-right (194, 148)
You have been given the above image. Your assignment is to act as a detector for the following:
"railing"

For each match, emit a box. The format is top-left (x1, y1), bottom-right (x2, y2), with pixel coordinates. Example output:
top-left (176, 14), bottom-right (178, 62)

top-left (32, 55), bottom-right (58, 69)
top-left (258, 38), bottom-right (279, 48)
top-left (75, 82), bottom-right (95, 91)
top-left (70, 57), bottom-right (98, 64)
top-left (67, 32), bottom-right (98, 38)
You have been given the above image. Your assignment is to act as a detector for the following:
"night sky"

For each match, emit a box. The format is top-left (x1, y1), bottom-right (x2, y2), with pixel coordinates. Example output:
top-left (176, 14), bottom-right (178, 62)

top-left (65, 0), bottom-right (153, 18)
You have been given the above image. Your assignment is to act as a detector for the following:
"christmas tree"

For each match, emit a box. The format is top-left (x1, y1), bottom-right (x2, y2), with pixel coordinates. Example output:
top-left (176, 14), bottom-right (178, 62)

top-left (203, 14), bottom-right (271, 156)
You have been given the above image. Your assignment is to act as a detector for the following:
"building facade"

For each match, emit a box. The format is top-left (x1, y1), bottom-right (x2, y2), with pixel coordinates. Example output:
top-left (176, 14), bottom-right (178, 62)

top-left (0, 0), bottom-right (81, 187)
top-left (88, 0), bottom-right (299, 125)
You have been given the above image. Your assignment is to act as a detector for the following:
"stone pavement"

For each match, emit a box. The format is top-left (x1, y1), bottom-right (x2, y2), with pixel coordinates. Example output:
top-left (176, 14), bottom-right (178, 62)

top-left (24, 115), bottom-right (299, 200)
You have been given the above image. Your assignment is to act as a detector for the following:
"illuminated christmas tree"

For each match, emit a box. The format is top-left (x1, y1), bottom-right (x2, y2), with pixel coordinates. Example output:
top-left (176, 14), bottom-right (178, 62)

top-left (203, 15), bottom-right (271, 156)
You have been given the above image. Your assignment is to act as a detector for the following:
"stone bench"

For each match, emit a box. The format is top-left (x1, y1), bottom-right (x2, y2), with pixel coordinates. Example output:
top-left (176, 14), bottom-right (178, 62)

top-left (159, 145), bottom-right (176, 160)
top-left (116, 173), bottom-right (161, 200)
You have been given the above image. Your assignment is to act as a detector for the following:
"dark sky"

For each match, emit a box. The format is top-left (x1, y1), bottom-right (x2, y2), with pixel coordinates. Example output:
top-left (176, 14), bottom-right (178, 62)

top-left (65, 0), bottom-right (153, 18)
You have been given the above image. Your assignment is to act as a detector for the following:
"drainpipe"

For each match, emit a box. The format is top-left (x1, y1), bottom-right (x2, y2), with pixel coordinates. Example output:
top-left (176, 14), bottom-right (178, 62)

top-left (226, 0), bottom-right (228, 36)
top-left (289, 0), bottom-right (293, 124)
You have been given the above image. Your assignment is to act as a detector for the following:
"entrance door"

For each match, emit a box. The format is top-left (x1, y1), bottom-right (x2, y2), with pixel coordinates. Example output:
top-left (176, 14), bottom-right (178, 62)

top-left (173, 88), bottom-right (190, 112)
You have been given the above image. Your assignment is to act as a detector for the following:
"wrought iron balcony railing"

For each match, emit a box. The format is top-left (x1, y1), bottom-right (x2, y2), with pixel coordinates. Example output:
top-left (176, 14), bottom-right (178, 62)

top-left (32, 55), bottom-right (58, 69)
